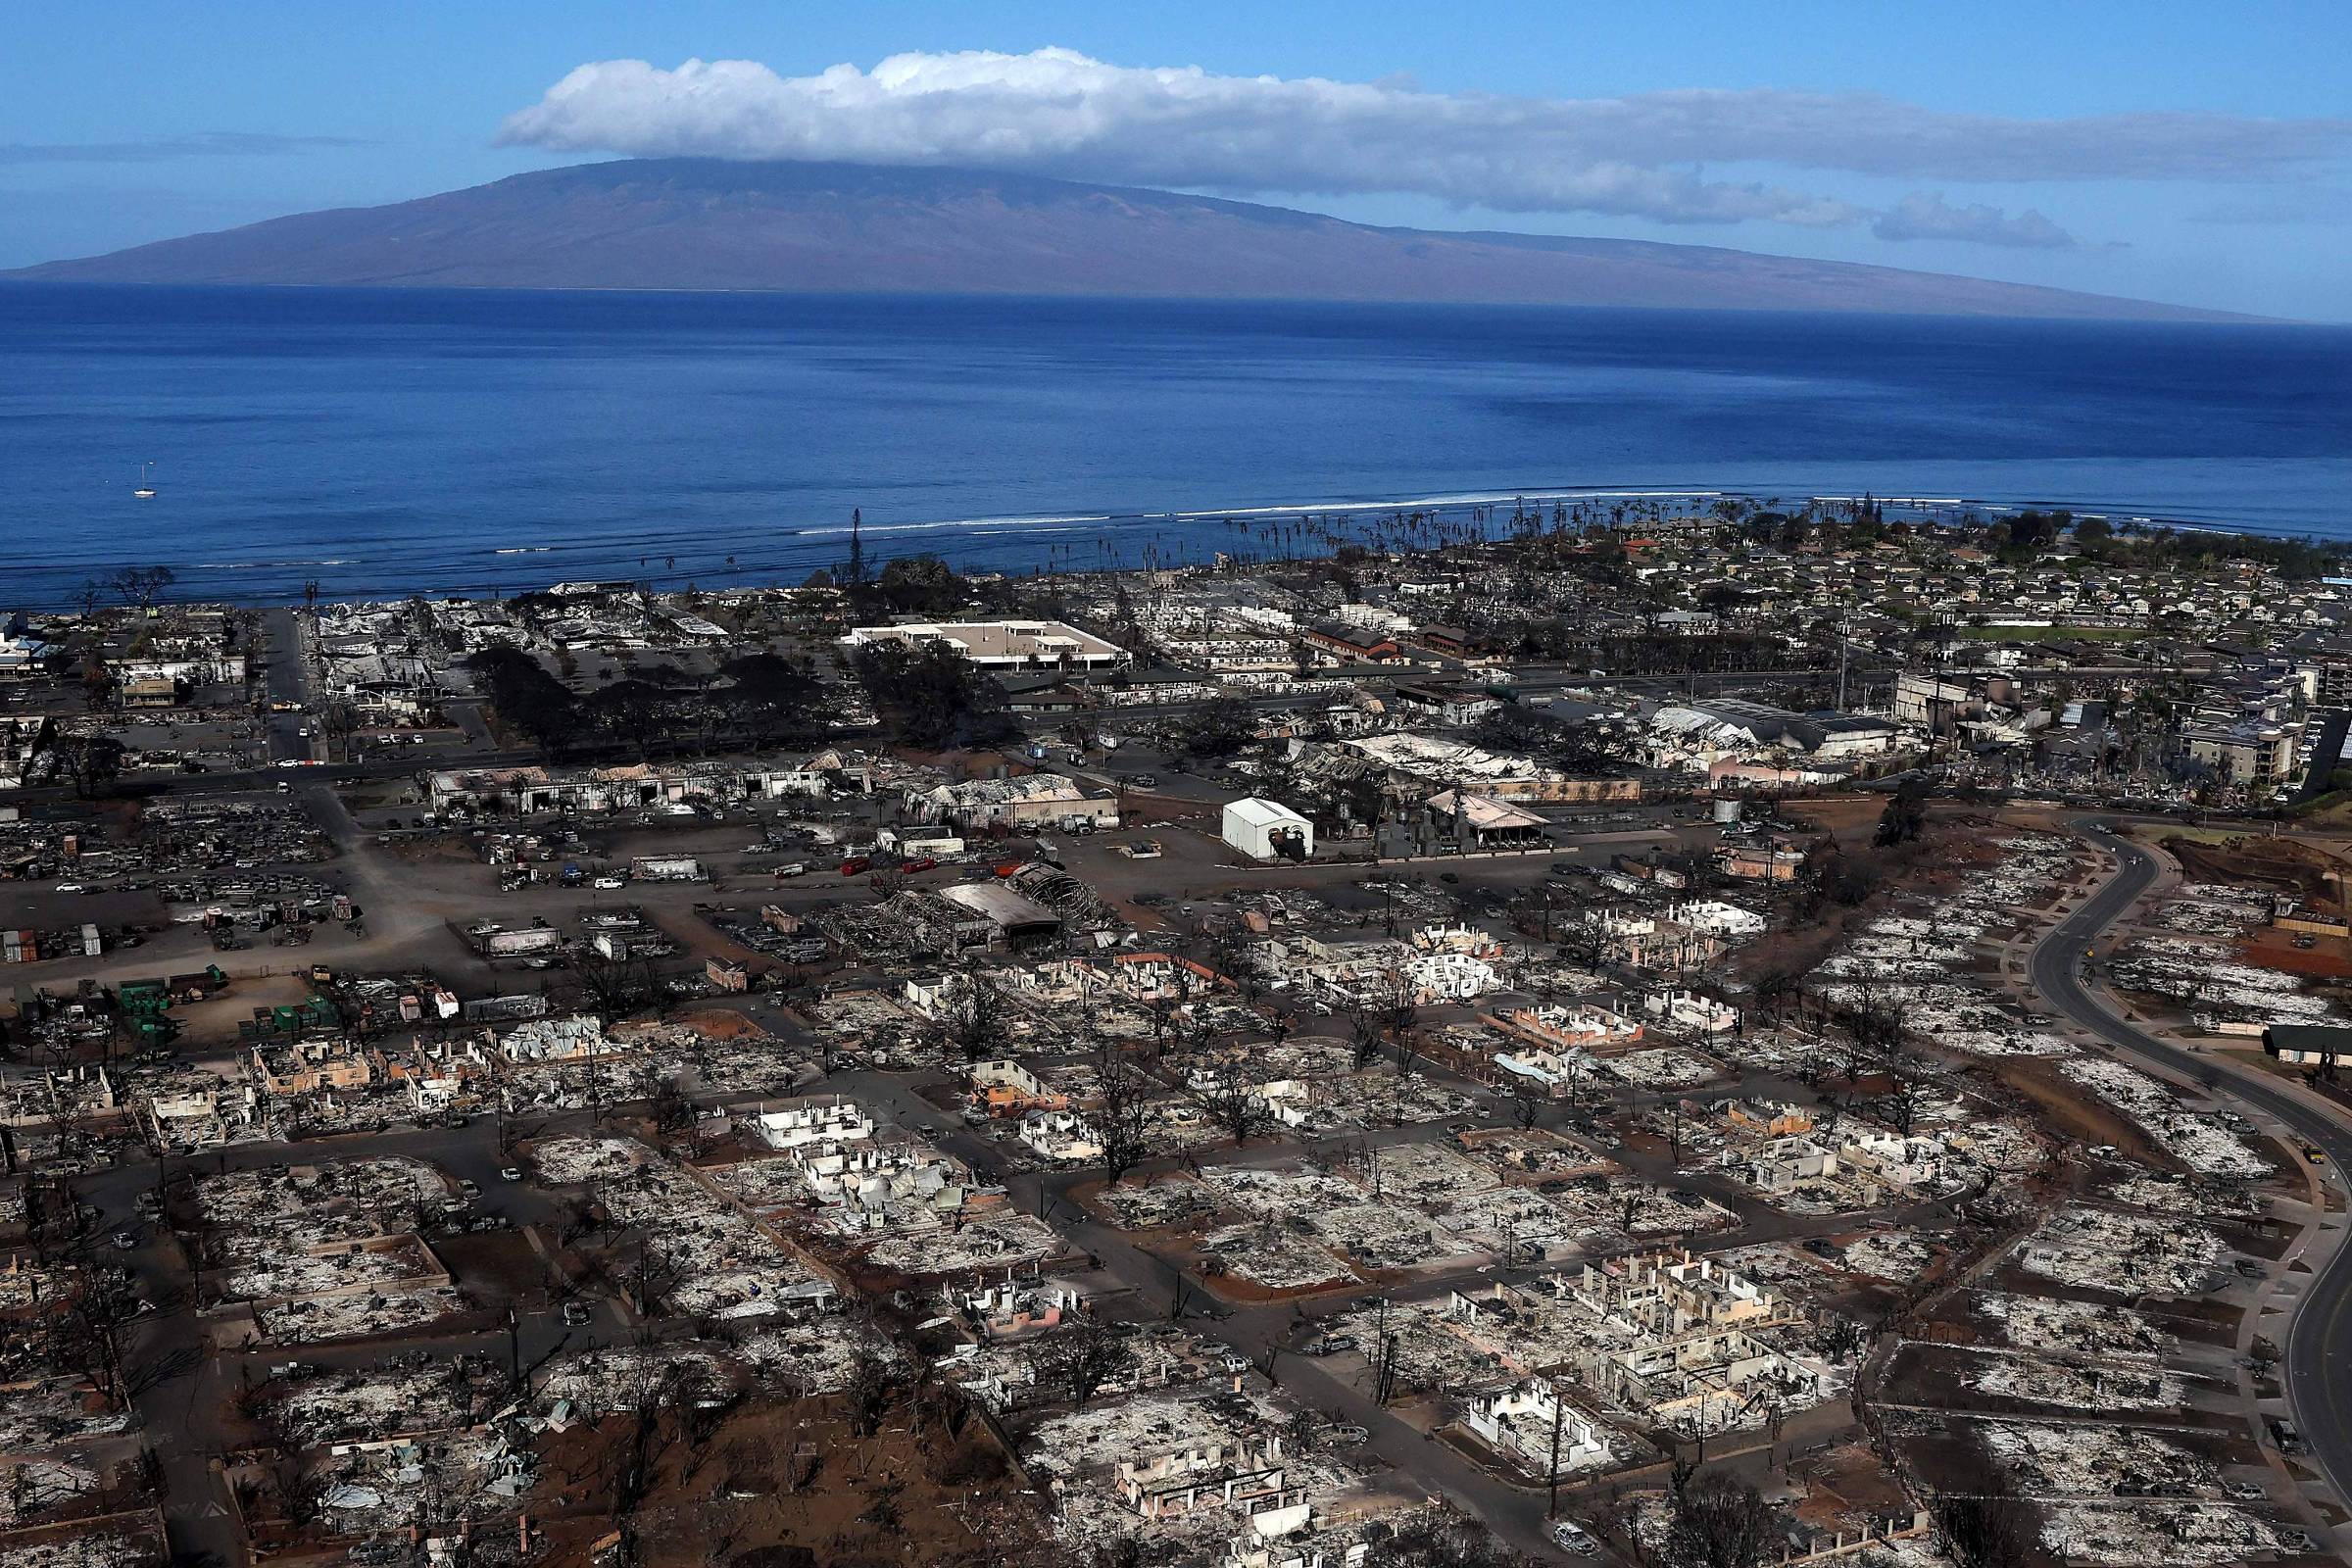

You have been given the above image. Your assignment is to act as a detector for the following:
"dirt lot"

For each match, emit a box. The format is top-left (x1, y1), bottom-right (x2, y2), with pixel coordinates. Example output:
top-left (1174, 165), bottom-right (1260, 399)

top-left (1995, 1056), bottom-right (2170, 1169)
top-left (1732, 809), bottom-right (2009, 987)
top-left (524, 1389), bottom-right (1047, 1568)
top-left (2160, 833), bottom-right (2340, 904)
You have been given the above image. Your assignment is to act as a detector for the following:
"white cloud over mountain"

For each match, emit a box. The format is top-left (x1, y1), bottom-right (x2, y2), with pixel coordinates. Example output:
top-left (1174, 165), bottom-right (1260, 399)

top-left (1871, 193), bottom-right (2074, 249)
top-left (498, 49), bottom-right (2352, 247)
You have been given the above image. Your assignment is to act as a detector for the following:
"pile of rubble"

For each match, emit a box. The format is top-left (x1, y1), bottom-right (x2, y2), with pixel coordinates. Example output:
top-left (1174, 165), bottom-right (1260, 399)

top-left (532, 1134), bottom-right (836, 1318)
top-left (1815, 836), bottom-right (2081, 1056)
top-left (2060, 1057), bottom-right (2271, 1178)
top-left (2111, 933), bottom-right (2342, 1027)
top-left (2014, 1204), bottom-right (2226, 1297)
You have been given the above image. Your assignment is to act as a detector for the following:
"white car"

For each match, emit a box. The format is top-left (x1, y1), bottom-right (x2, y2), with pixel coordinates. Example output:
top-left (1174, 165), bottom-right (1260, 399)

top-left (53, 883), bottom-right (85, 894)
top-left (275, 758), bottom-right (305, 769)
top-left (592, 875), bottom-right (626, 890)
top-left (1550, 1521), bottom-right (1597, 1555)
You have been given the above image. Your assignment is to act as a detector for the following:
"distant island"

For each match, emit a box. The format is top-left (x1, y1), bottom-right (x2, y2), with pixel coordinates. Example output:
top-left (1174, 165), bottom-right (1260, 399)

top-left (4, 158), bottom-right (2253, 319)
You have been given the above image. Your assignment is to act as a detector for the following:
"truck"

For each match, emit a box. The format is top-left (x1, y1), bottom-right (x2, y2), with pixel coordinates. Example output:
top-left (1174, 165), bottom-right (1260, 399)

top-left (898, 834), bottom-right (964, 858)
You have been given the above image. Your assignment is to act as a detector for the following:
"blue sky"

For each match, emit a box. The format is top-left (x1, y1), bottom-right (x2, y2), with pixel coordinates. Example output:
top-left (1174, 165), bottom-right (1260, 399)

top-left (4, 0), bottom-right (2348, 316)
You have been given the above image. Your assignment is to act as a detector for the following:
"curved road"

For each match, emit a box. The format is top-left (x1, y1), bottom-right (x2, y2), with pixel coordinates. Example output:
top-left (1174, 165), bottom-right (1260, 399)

top-left (2032, 822), bottom-right (2352, 1516)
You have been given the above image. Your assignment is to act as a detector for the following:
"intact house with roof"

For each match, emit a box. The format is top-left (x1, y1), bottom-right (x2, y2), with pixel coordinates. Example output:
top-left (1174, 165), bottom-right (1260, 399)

top-left (1298, 623), bottom-right (1406, 665)
top-left (2264, 1024), bottom-right (2352, 1068)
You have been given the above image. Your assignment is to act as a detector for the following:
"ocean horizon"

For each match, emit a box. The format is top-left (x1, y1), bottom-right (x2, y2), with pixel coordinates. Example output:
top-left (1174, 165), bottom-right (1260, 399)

top-left (3, 282), bottom-right (2347, 608)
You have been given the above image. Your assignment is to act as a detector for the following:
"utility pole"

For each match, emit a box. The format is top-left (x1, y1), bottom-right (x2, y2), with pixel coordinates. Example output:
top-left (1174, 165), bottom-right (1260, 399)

top-left (1836, 609), bottom-right (1850, 711)
top-left (1547, 1390), bottom-right (1567, 1517)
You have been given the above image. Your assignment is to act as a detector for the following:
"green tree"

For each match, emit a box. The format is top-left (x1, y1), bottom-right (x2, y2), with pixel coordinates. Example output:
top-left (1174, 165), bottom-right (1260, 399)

top-left (850, 642), bottom-right (1015, 750)
top-left (464, 648), bottom-right (582, 756)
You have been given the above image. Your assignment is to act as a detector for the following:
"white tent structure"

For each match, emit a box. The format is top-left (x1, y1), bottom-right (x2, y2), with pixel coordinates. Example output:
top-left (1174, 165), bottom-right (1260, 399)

top-left (1222, 797), bottom-right (1313, 861)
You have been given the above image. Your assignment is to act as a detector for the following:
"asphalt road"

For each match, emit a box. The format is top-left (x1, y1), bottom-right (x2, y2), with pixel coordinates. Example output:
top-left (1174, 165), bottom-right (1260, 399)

top-left (2030, 822), bottom-right (2352, 1515)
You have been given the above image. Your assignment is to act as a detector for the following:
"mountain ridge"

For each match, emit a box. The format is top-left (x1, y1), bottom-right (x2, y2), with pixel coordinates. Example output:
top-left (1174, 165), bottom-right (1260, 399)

top-left (5, 158), bottom-right (2260, 320)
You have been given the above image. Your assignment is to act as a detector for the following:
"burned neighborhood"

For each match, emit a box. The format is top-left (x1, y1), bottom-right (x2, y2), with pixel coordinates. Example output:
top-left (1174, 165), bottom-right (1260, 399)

top-left (8, 507), bottom-right (2352, 1568)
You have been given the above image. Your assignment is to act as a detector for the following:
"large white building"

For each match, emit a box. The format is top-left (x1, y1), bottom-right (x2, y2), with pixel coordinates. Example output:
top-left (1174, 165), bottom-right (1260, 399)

top-left (840, 619), bottom-right (1126, 671)
top-left (1222, 797), bottom-right (1313, 861)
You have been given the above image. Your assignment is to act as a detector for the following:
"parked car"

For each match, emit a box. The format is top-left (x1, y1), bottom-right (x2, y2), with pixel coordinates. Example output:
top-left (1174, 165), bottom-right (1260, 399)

top-left (1550, 1521), bottom-right (1598, 1555)
top-left (562, 1299), bottom-right (593, 1326)
top-left (592, 875), bottom-right (626, 890)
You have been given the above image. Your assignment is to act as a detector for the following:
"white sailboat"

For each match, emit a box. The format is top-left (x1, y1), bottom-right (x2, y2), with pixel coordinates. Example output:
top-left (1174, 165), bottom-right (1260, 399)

top-left (132, 461), bottom-right (156, 500)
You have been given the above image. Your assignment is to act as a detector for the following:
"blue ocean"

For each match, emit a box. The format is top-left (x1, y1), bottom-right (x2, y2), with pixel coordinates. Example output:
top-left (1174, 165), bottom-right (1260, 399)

top-left (1, 283), bottom-right (2347, 607)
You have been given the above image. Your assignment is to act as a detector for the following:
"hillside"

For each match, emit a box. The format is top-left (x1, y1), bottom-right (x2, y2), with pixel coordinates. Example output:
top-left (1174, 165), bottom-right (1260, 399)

top-left (6, 159), bottom-right (2244, 319)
